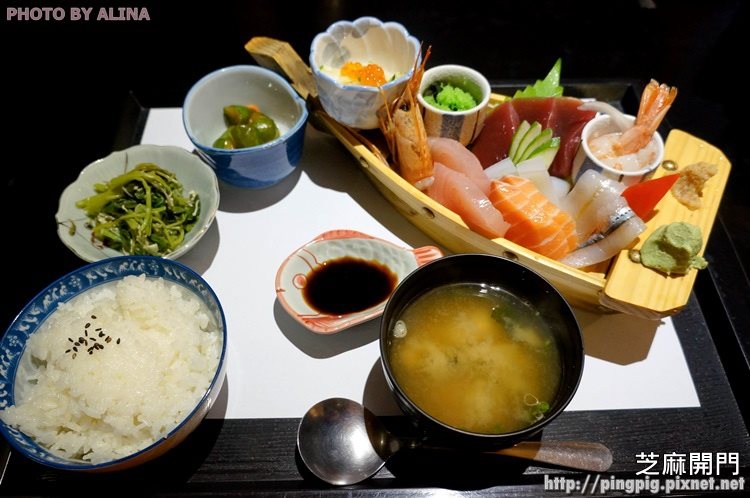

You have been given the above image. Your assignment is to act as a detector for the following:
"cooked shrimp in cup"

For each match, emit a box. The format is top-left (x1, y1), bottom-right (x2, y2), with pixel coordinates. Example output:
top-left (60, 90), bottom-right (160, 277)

top-left (573, 80), bottom-right (676, 186)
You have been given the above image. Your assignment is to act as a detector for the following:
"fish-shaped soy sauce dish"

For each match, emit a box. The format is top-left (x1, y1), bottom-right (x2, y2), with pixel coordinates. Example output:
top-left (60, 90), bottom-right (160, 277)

top-left (275, 230), bottom-right (443, 333)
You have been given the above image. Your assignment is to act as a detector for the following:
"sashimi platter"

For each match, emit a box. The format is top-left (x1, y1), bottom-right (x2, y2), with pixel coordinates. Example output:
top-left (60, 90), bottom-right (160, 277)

top-left (248, 22), bottom-right (729, 319)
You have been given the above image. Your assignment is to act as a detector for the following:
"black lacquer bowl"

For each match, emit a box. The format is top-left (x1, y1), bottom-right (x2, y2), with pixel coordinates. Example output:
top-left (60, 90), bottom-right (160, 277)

top-left (379, 253), bottom-right (584, 448)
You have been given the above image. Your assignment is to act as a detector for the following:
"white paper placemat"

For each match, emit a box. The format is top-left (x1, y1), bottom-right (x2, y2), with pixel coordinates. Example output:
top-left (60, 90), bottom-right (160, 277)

top-left (141, 108), bottom-right (699, 419)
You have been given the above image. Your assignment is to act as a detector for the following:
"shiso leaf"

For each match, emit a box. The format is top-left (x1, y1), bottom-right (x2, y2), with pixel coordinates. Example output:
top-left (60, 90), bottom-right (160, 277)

top-left (513, 58), bottom-right (563, 99)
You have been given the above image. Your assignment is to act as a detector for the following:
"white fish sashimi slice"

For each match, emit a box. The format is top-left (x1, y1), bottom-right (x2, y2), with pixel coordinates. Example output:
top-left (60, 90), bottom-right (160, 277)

top-left (562, 170), bottom-right (626, 215)
top-left (550, 176), bottom-right (572, 200)
top-left (520, 169), bottom-right (559, 207)
top-left (560, 216), bottom-right (647, 268)
top-left (562, 170), bottom-right (627, 242)
top-left (485, 157), bottom-right (516, 180)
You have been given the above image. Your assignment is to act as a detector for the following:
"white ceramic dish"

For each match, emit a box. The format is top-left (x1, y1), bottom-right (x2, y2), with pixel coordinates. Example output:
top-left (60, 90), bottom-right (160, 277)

top-left (275, 230), bottom-right (443, 333)
top-left (309, 17), bottom-right (420, 129)
top-left (56, 144), bottom-right (220, 262)
top-left (573, 113), bottom-right (664, 186)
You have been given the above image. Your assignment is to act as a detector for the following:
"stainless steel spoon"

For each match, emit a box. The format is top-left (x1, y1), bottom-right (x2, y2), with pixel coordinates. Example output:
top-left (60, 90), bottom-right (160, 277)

top-left (297, 397), bottom-right (613, 486)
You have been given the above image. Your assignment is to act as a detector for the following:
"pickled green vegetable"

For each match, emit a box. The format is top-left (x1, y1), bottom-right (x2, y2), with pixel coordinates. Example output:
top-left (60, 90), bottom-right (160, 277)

top-left (230, 124), bottom-right (260, 148)
top-left (223, 105), bottom-right (253, 125)
top-left (213, 105), bottom-right (279, 149)
top-left (76, 163), bottom-right (200, 256)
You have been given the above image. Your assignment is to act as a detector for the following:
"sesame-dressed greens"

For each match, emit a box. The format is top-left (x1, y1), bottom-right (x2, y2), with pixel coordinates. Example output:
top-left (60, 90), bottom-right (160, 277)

top-left (76, 163), bottom-right (200, 256)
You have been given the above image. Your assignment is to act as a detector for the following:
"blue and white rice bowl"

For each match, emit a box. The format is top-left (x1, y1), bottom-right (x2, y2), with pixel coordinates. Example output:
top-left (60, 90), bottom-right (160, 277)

top-left (0, 256), bottom-right (227, 471)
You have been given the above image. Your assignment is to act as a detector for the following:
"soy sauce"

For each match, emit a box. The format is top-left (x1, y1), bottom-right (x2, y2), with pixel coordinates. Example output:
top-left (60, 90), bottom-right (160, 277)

top-left (303, 257), bottom-right (398, 315)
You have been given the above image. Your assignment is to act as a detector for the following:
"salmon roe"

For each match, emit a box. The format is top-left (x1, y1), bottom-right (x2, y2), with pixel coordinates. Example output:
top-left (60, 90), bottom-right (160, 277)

top-left (340, 61), bottom-right (387, 87)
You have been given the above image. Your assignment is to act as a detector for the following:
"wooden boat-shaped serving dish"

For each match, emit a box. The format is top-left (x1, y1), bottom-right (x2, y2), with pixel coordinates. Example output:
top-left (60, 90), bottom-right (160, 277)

top-left (246, 37), bottom-right (730, 319)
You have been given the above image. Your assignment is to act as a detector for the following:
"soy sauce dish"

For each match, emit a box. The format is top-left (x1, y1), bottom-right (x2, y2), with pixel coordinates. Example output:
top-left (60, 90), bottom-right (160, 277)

top-left (380, 254), bottom-right (583, 447)
top-left (275, 230), bottom-right (442, 334)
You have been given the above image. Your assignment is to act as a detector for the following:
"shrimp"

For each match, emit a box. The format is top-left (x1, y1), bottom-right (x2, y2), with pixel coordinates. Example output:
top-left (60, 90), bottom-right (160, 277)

top-left (378, 46), bottom-right (434, 190)
top-left (613, 79), bottom-right (677, 156)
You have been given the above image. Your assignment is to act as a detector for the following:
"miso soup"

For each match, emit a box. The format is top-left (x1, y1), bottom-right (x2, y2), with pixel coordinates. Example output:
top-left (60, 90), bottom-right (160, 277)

top-left (387, 283), bottom-right (561, 434)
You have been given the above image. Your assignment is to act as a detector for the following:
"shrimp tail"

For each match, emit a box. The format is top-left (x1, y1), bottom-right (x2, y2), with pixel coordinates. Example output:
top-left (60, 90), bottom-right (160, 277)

top-left (614, 79), bottom-right (677, 156)
top-left (635, 79), bottom-right (678, 131)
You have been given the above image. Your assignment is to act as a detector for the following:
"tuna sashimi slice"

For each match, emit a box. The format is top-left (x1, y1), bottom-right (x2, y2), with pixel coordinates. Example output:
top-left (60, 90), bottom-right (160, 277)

top-left (428, 137), bottom-right (491, 195)
top-left (471, 97), bottom-right (596, 178)
top-left (470, 99), bottom-right (519, 171)
top-left (427, 163), bottom-right (509, 239)
top-left (489, 175), bottom-right (578, 260)
top-left (546, 98), bottom-right (594, 178)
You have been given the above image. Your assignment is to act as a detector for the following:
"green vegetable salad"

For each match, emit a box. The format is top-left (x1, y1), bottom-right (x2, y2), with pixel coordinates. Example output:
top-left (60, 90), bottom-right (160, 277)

top-left (76, 163), bottom-right (200, 256)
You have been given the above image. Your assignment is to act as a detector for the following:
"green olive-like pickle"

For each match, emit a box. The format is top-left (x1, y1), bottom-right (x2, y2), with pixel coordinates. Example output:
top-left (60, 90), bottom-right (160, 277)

top-left (213, 105), bottom-right (279, 149)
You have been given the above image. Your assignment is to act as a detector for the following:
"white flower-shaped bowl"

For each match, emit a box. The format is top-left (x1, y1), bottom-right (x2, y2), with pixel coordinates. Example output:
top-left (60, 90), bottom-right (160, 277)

top-left (56, 144), bottom-right (220, 262)
top-left (275, 230), bottom-right (443, 333)
top-left (310, 17), bottom-right (420, 129)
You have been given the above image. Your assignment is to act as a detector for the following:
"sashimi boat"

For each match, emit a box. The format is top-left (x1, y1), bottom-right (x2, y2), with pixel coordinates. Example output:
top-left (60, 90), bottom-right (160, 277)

top-left (246, 37), bottom-right (730, 319)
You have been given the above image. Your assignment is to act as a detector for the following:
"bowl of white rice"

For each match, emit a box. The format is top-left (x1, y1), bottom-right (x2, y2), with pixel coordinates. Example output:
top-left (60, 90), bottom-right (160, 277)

top-left (0, 256), bottom-right (227, 471)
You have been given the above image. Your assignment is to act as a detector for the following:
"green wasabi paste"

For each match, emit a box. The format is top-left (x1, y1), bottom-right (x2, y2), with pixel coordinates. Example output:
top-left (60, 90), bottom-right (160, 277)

top-left (637, 222), bottom-right (707, 275)
top-left (423, 82), bottom-right (478, 112)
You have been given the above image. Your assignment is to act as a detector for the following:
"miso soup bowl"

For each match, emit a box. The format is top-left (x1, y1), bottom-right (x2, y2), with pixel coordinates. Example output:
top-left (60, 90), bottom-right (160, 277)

top-left (379, 254), bottom-right (583, 448)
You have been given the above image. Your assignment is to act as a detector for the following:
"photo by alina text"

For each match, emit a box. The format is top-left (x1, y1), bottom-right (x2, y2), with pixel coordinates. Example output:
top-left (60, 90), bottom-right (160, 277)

top-left (6, 7), bottom-right (150, 22)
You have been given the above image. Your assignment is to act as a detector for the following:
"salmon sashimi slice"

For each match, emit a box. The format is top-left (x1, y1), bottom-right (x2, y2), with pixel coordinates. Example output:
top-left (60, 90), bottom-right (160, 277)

top-left (428, 137), bottom-right (491, 195)
top-left (489, 175), bottom-right (578, 260)
top-left (428, 163), bottom-right (509, 239)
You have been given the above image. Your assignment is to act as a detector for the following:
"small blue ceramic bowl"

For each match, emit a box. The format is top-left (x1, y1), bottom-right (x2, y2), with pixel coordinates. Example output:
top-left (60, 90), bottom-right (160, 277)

top-left (183, 65), bottom-right (308, 188)
top-left (0, 256), bottom-right (227, 471)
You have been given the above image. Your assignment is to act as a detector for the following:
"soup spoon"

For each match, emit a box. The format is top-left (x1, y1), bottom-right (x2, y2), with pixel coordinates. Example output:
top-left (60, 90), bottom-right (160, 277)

top-left (297, 398), bottom-right (613, 486)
